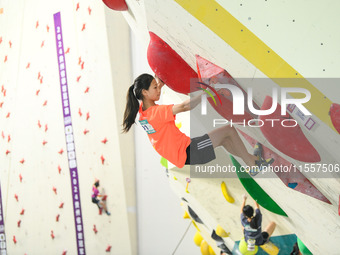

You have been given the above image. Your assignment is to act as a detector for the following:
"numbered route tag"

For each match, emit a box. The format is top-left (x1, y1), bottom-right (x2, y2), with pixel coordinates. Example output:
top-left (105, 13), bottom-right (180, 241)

top-left (139, 119), bottom-right (156, 134)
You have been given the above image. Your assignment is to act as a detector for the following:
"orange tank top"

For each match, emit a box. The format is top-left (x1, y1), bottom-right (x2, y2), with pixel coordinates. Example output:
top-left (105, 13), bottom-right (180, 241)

top-left (138, 103), bottom-right (191, 168)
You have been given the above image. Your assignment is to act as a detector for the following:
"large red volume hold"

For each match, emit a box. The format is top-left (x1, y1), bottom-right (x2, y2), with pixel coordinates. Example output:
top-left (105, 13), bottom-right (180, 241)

top-left (196, 55), bottom-right (257, 123)
top-left (147, 32), bottom-right (198, 94)
top-left (260, 96), bottom-right (320, 162)
top-left (330, 103), bottom-right (340, 134)
top-left (102, 0), bottom-right (128, 11)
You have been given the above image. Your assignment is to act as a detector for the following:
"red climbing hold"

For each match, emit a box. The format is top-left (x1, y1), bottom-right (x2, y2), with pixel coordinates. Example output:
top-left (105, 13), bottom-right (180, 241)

top-left (260, 96), bottom-right (320, 162)
top-left (83, 129), bottom-right (89, 135)
top-left (62, 251), bottom-right (67, 255)
top-left (13, 235), bottom-right (17, 244)
top-left (86, 112), bottom-right (90, 121)
top-left (56, 214), bottom-right (60, 222)
top-left (38, 120), bottom-right (41, 128)
top-left (59, 202), bottom-right (64, 209)
top-left (14, 194), bottom-right (18, 201)
top-left (20, 159), bottom-right (25, 164)
top-left (102, 195), bottom-right (107, 201)
top-left (88, 6), bottom-right (92, 15)
top-left (26, 62), bottom-right (30, 69)
top-left (76, 2), bottom-right (80, 11)
top-left (20, 209), bottom-right (25, 215)
top-left (65, 48), bottom-right (70, 54)
top-left (17, 220), bottom-right (21, 227)
top-left (19, 174), bottom-right (23, 182)
top-left (5, 150), bottom-right (10, 155)
top-left (330, 103), bottom-right (340, 134)
top-left (36, 89), bottom-right (40, 96)
top-left (106, 245), bottom-right (112, 252)
top-left (101, 155), bottom-right (105, 165)
top-left (84, 87), bottom-right (89, 93)
top-left (101, 137), bottom-right (108, 144)
top-left (196, 55), bottom-right (257, 122)
top-left (147, 32), bottom-right (197, 94)
top-left (42, 140), bottom-right (48, 146)
top-left (53, 187), bottom-right (57, 195)
top-left (58, 165), bottom-right (61, 174)
top-left (93, 224), bottom-right (98, 234)
top-left (102, 0), bottom-right (128, 11)
top-left (78, 108), bottom-right (82, 117)
top-left (51, 230), bottom-right (55, 239)
top-left (45, 124), bottom-right (48, 132)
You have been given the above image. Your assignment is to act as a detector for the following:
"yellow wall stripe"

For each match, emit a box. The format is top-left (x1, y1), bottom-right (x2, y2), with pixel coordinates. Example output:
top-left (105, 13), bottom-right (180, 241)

top-left (174, 0), bottom-right (334, 130)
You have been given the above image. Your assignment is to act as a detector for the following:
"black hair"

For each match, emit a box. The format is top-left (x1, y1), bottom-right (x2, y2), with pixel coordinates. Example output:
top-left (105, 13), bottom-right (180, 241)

top-left (250, 214), bottom-right (260, 229)
top-left (243, 205), bottom-right (254, 218)
top-left (94, 181), bottom-right (100, 188)
top-left (122, 73), bottom-right (154, 133)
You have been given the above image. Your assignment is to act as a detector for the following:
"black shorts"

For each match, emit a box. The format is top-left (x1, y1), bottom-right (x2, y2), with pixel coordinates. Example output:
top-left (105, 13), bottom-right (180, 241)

top-left (185, 134), bottom-right (216, 165)
top-left (92, 197), bottom-right (100, 205)
top-left (257, 232), bottom-right (269, 245)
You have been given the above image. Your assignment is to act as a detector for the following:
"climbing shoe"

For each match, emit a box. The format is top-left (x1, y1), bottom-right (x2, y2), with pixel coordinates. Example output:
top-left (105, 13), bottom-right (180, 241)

top-left (253, 142), bottom-right (263, 160)
top-left (250, 157), bottom-right (275, 176)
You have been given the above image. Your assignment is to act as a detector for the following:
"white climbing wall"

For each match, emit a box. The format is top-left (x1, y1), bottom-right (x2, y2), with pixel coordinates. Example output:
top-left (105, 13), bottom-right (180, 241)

top-left (118, 0), bottom-right (340, 254)
top-left (0, 1), bottom-right (136, 254)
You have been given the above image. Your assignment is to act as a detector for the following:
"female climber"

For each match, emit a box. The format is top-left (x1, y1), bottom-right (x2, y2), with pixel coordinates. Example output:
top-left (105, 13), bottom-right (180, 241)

top-left (122, 73), bottom-right (273, 170)
top-left (92, 179), bottom-right (111, 216)
top-left (240, 194), bottom-right (276, 250)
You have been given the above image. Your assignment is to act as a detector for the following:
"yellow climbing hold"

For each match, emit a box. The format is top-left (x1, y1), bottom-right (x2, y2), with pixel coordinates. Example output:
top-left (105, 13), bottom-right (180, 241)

top-left (239, 238), bottom-right (258, 255)
top-left (173, 176), bottom-right (178, 180)
top-left (208, 245), bottom-right (216, 255)
top-left (176, 122), bottom-right (182, 129)
top-left (221, 181), bottom-right (235, 203)
top-left (183, 211), bottom-right (190, 219)
top-left (194, 231), bottom-right (203, 246)
top-left (261, 241), bottom-right (279, 255)
top-left (216, 225), bottom-right (230, 237)
top-left (200, 240), bottom-right (210, 255)
top-left (192, 221), bottom-right (200, 232)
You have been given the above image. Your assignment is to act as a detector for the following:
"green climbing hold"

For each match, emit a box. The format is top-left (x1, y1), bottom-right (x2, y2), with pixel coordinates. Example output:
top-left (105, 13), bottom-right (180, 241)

top-left (230, 155), bottom-right (287, 217)
top-left (160, 157), bottom-right (168, 169)
top-left (297, 237), bottom-right (312, 255)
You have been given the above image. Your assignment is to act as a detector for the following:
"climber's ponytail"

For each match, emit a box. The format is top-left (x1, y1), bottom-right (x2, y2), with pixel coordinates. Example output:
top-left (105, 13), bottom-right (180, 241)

top-left (122, 73), bottom-right (154, 133)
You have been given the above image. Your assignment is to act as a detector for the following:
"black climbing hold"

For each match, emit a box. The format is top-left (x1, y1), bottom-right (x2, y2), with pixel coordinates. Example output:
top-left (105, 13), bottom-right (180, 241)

top-left (188, 206), bottom-right (203, 224)
top-left (181, 197), bottom-right (188, 202)
top-left (211, 230), bottom-right (224, 242)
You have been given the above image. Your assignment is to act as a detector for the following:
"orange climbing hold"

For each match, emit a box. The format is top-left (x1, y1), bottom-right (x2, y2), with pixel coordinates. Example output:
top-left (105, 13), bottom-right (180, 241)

top-left (147, 32), bottom-right (197, 94)
top-left (102, 0), bottom-right (128, 11)
top-left (260, 96), bottom-right (320, 162)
